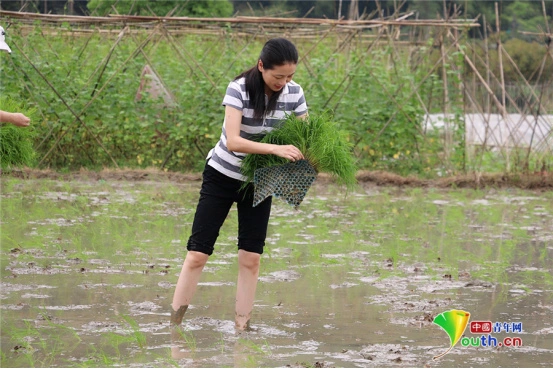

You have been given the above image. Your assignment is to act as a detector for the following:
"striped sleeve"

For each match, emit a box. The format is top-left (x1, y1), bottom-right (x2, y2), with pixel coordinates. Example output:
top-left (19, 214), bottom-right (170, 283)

top-left (222, 80), bottom-right (244, 111)
top-left (294, 85), bottom-right (308, 116)
top-left (286, 82), bottom-right (307, 116)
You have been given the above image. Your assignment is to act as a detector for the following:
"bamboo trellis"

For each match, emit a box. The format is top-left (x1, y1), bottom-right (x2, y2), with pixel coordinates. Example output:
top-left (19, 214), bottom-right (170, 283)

top-left (1, 7), bottom-right (551, 174)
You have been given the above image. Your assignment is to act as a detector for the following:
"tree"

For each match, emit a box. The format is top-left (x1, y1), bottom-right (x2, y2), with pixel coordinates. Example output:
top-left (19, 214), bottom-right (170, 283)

top-left (179, 0), bottom-right (234, 17)
top-left (285, 1), bottom-right (336, 18)
top-left (0, 0), bottom-right (88, 15)
top-left (502, 0), bottom-right (551, 38)
top-left (87, 0), bottom-right (233, 17)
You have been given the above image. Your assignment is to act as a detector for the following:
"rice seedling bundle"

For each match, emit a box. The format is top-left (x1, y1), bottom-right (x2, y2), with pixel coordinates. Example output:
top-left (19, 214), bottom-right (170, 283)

top-left (241, 113), bottom-right (357, 207)
top-left (0, 97), bottom-right (37, 170)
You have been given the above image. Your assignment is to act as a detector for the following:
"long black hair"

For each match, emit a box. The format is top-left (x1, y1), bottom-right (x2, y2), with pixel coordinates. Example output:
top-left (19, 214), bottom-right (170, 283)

top-left (236, 38), bottom-right (299, 119)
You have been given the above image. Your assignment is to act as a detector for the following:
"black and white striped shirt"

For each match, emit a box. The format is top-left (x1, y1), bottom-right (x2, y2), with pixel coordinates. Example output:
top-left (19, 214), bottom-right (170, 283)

top-left (207, 77), bottom-right (308, 181)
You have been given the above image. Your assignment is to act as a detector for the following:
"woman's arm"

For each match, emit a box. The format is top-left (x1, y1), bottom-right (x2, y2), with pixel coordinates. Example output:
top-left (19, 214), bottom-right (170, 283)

top-left (0, 110), bottom-right (30, 127)
top-left (225, 105), bottom-right (304, 162)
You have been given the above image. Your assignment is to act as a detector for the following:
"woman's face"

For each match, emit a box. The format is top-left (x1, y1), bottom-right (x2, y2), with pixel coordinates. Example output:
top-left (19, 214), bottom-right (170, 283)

top-left (258, 61), bottom-right (297, 94)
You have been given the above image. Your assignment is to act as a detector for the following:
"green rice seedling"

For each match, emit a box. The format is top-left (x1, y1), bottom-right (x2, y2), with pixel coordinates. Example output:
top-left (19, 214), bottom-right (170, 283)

top-left (97, 316), bottom-right (148, 358)
top-left (2, 316), bottom-right (70, 367)
top-left (46, 321), bottom-right (82, 349)
top-left (214, 333), bottom-right (225, 354)
top-left (101, 331), bottom-right (134, 358)
top-left (0, 97), bottom-right (37, 170)
top-left (262, 339), bottom-right (273, 357)
top-left (237, 338), bottom-right (266, 354)
top-left (171, 326), bottom-right (197, 352)
top-left (2, 319), bottom-right (36, 367)
top-left (121, 315), bottom-right (147, 349)
top-left (240, 113), bottom-right (357, 189)
top-left (78, 347), bottom-right (117, 368)
top-left (234, 338), bottom-right (267, 368)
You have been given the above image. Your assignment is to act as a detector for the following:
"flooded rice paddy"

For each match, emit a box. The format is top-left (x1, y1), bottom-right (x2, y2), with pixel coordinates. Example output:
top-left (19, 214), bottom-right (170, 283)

top-left (1, 177), bottom-right (552, 367)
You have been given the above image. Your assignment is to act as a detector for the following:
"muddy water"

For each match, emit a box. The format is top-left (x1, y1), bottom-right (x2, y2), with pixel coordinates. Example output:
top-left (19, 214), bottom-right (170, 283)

top-left (1, 179), bottom-right (552, 367)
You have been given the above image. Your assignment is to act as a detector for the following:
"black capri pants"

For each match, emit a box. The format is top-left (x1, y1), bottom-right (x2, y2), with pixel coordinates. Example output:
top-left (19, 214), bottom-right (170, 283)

top-left (186, 162), bottom-right (272, 256)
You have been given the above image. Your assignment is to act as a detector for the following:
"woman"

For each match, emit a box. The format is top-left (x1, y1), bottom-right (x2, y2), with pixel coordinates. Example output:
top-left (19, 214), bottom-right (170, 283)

top-left (171, 38), bottom-right (308, 331)
top-left (1, 26), bottom-right (30, 128)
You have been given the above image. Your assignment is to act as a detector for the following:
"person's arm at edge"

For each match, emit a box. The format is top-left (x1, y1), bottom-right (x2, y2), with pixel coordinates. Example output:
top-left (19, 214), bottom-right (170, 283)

top-left (0, 110), bottom-right (30, 127)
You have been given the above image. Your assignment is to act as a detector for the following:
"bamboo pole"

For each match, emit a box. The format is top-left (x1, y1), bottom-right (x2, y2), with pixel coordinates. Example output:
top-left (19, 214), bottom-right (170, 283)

top-left (463, 76), bottom-right (497, 171)
top-left (91, 26), bottom-right (128, 98)
top-left (467, 48), bottom-right (535, 149)
top-left (10, 41), bottom-right (121, 168)
top-left (324, 28), bottom-right (385, 111)
top-left (479, 18), bottom-right (492, 165)
top-left (467, 38), bottom-right (546, 140)
top-left (455, 45), bottom-right (506, 116)
top-left (440, 30), bottom-right (451, 165)
top-left (495, 3), bottom-right (506, 115)
top-left (494, 2), bottom-right (511, 170)
top-left (451, 14), bottom-right (466, 173)
top-left (383, 14), bottom-right (451, 170)
top-left (524, 0), bottom-right (553, 169)
top-left (502, 47), bottom-right (552, 155)
top-left (36, 25), bottom-right (161, 166)
top-left (160, 26), bottom-right (217, 90)
top-left (8, 56), bottom-right (59, 151)
top-left (210, 28), bottom-right (261, 93)
top-left (462, 39), bottom-right (552, 171)
top-left (285, 23), bottom-right (341, 97)
top-left (483, 16), bottom-right (491, 113)
top-left (128, 28), bottom-right (176, 105)
top-left (0, 10), bottom-right (481, 28)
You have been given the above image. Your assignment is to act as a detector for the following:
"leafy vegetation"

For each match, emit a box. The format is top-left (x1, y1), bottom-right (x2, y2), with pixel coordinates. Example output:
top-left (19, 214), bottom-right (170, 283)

top-left (86, 0), bottom-right (233, 17)
top-left (240, 113), bottom-right (357, 188)
top-left (0, 20), bottom-right (550, 176)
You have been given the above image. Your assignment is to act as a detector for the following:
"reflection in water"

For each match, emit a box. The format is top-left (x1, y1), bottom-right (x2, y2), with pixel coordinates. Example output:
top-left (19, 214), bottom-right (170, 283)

top-left (0, 179), bottom-right (551, 367)
top-left (170, 325), bottom-right (194, 364)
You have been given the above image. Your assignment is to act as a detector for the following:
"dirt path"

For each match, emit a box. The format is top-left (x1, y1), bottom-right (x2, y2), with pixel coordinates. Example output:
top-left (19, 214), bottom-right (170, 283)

top-left (3, 168), bottom-right (552, 190)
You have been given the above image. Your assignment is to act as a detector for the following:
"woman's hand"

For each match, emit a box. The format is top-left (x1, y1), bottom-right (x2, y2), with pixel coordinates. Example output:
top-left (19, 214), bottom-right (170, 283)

top-left (224, 105), bottom-right (305, 162)
top-left (0, 111), bottom-right (30, 127)
top-left (272, 144), bottom-right (304, 162)
top-left (10, 113), bottom-right (30, 127)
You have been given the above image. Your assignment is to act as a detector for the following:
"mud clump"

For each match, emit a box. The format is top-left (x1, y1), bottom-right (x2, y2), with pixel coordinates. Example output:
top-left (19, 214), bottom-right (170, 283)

top-left (287, 361), bottom-right (332, 368)
top-left (356, 170), bottom-right (553, 190)
top-left (5, 168), bottom-right (202, 183)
